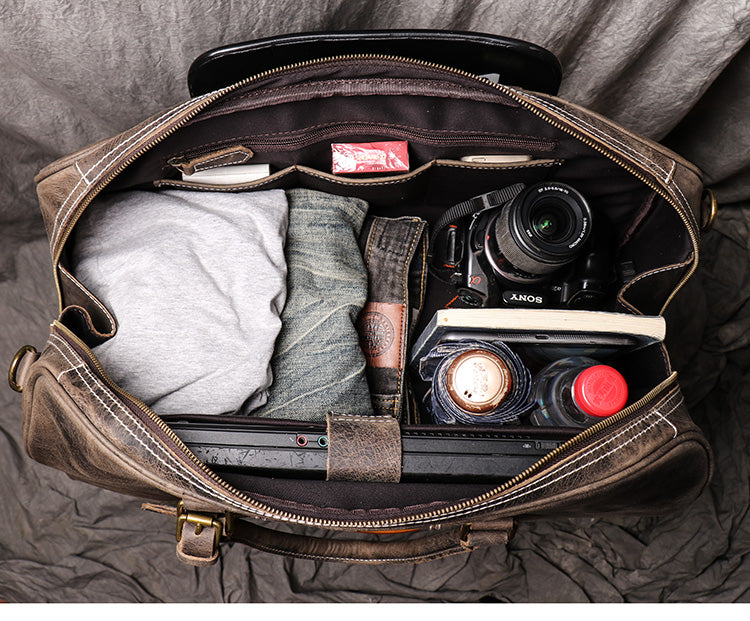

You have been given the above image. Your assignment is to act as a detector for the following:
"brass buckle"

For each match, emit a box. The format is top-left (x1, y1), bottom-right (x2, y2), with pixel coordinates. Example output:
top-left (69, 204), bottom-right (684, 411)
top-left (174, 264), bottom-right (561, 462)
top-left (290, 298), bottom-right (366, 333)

top-left (8, 345), bottom-right (38, 393)
top-left (701, 188), bottom-right (718, 233)
top-left (175, 501), bottom-right (223, 551)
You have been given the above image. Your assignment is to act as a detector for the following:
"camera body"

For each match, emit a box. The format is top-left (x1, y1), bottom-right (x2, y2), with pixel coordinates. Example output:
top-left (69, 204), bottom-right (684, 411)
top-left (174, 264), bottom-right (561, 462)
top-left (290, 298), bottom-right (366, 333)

top-left (434, 182), bottom-right (613, 309)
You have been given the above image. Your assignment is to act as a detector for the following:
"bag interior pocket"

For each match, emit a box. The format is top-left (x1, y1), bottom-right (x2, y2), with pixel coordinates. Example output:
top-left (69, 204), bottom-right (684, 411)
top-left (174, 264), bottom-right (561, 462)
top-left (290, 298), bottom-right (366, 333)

top-left (53, 62), bottom-right (695, 506)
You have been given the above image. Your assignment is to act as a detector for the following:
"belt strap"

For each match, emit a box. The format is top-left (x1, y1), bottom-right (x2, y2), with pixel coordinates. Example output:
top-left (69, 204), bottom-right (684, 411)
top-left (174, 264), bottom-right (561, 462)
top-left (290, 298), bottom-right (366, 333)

top-left (225, 518), bottom-right (516, 564)
top-left (357, 216), bottom-right (427, 419)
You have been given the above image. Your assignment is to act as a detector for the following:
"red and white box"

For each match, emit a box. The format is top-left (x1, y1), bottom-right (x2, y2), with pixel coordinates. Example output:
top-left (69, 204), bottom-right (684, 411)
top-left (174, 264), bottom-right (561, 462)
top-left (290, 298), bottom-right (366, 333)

top-left (331, 141), bottom-right (410, 174)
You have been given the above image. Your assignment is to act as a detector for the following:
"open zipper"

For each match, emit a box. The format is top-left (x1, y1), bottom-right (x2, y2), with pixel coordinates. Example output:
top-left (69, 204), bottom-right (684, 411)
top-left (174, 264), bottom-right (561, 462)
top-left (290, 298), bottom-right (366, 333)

top-left (51, 54), bottom-right (700, 272)
top-left (173, 120), bottom-right (557, 158)
top-left (47, 54), bottom-right (699, 529)
top-left (54, 316), bottom-right (680, 530)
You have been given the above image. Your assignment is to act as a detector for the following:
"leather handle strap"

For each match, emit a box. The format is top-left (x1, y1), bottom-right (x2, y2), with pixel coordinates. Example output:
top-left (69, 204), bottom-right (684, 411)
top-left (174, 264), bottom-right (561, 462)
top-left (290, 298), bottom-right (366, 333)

top-left (225, 518), bottom-right (516, 564)
top-left (187, 30), bottom-right (562, 97)
top-left (150, 502), bottom-right (516, 565)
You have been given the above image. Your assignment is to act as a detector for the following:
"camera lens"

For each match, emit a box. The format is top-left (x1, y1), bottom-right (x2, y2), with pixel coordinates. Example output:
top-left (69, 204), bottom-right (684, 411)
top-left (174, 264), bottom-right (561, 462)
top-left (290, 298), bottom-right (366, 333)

top-left (530, 199), bottom-right (574, 243)
top-left (489, 182), bottom-right (592, 278)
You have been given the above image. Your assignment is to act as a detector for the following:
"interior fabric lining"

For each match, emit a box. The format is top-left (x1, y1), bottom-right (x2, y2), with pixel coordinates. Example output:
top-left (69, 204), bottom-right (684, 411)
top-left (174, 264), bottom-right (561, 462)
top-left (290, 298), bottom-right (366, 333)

top-left (3, 1), bottom-right (748, 603)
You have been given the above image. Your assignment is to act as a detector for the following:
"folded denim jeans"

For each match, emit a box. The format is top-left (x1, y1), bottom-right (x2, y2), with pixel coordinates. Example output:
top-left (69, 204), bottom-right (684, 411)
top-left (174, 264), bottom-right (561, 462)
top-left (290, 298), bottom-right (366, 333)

top-left (249, 188), bottom-right (373, 421)
top-left (356, 216), bottom-right (428, 420)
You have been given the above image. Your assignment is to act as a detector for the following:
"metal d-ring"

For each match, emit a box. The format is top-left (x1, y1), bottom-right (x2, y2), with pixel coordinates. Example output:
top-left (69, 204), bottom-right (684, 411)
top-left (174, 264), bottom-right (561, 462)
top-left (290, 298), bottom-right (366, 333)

top-left (701, 188), bottom-right (718, 233)
top-left (8, 345), bottom-right (38, 392)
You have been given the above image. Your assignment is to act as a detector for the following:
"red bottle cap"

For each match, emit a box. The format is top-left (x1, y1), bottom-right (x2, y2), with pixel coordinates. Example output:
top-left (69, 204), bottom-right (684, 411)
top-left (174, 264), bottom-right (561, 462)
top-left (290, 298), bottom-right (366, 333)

top-left (573, 365), bottom-right (628, 418)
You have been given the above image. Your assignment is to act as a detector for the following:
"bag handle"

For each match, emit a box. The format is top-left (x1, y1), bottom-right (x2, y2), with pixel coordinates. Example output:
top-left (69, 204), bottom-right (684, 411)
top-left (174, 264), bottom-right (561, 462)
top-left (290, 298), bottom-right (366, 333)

top-left (187, 30), bottom-right (562, 96)
top-left (225, 518), bottom-right (516, 564)
top-left (167, 502), bottom-right (515, 565)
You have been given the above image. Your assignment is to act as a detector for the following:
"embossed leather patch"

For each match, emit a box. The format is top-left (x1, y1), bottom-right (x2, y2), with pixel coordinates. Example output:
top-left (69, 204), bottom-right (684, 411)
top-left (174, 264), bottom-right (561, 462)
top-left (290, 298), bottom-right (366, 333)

top-left (357, 302), bottom-right (405, 369)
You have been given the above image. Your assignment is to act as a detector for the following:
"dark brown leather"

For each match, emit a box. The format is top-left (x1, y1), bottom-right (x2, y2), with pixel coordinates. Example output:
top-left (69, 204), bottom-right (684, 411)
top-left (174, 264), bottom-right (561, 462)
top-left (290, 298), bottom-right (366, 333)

top-left (512, 90), bottom-right (704, 231)
top-left (167, 145), bottom-right (255, 175)
top-left (326, 412), bottom-right (402, 483)
top-left (57, 266), bottom-right (116, 340)
top-left (14, 54), bottom-right (714, 565)
top-left (225, 518), bottom-right (515, 564)
top-left (35, 93), bottom-right (220, 266)
top-left (176, 520), bottom-right (220, 566)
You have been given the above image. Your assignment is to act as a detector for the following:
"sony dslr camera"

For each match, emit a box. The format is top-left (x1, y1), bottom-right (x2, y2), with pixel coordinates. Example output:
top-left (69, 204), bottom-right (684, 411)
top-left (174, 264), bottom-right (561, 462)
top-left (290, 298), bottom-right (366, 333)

top-left (430, 182), bottom-right (614, 309)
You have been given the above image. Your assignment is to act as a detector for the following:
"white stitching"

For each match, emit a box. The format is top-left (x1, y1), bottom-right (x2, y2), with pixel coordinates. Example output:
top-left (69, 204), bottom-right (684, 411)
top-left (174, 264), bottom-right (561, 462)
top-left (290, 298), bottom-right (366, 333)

top-left (51, 96), bottom-right (207, 247)
top-left (52, 96), bottom-right (203, 244)
top-left (654, 407), bottom-right (679, 439)
top-left (537, 92), bottom-right (693, 217)
top-left (51, 98), bottom-right (197, 242)
top-left (58, 265), bottom-right (116, 334)
top-left (156, 177), bottom-right (284, 192)
top-left (330, 415), bottom-right (396, 423)
top-left (618, 257), bottom-right (694, 302)
top-left (515, 89), bottom-right (692, 214)
top-left (57, 364), bottom-right (85, 381)
top-left (46, 333), bottom-right (276, 519)
top-left (519, 90), bottom-right (673, 180)
top-left (47, 334), bottom-right (259, 514)
top-left (75, 162), bottom-right (92, 185)
top-left (248, 543), bottom-right (462, 564)
top-left (666, 160), bottom-right (676, 184)
top-left (45, 337), bottom-right (79, 372)
top-left (40, 332), bottom-right (688, 530)
top-left (406, 391), bottom-right (685, 526)
top-left (300, 166), bottom-right (432, 187)
top-left (480, 393), bottom-right (683, 514)
top-left (47, 336), bottom-right (87, 381)
top-left (493, 396), bottom-right (685, 505)
top-left (494, 393), bottom-right (684, 502)
top-left (191, 149), bottom-right (253, 172)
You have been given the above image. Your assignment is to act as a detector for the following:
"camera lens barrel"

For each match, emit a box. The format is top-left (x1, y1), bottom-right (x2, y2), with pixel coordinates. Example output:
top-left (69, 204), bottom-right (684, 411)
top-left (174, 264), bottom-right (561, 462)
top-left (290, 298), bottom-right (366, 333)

top-left (491, 182), bottom-right (592, 276)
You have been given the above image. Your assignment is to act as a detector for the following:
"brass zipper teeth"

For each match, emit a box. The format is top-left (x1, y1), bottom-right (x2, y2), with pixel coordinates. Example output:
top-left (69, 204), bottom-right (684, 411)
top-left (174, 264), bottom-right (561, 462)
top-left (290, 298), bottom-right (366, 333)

top-left (52, 315), bottom-right (681, 529)
top-left (359, 372), bottom-right (680, 524)
top-left (48, 53), bottom-right (695, 529)
top-left (489, 88), bottom-right (699, 315)
top-left (53, 53), bottom-right (700, 305)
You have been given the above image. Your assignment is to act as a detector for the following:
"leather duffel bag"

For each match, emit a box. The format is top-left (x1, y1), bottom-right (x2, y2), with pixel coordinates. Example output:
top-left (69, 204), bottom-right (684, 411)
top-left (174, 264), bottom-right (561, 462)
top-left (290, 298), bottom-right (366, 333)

top-left (9, 31), bottom-right (715, 566)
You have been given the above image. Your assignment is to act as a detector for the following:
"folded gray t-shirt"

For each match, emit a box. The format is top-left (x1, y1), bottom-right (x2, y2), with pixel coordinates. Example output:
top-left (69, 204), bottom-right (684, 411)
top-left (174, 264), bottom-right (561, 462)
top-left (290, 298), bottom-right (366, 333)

top-left (71, 188), bottom-right (288, 414)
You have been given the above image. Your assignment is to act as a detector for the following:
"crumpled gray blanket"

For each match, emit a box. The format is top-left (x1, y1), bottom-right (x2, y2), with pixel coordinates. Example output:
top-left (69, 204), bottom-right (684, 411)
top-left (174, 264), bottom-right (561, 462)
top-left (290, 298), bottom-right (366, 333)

top-left (1, 0), bottom-right (749, 603)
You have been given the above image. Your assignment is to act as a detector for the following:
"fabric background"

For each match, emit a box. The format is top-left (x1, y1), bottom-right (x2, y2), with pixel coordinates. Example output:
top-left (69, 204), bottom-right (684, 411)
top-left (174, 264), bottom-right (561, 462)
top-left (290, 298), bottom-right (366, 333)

top-left (1, 0), bottom-right (749, 603)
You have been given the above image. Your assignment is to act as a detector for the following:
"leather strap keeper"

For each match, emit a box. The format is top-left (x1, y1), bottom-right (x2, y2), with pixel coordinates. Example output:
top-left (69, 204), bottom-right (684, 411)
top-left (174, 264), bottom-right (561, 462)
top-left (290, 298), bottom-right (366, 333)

top-left (176, 519), bottom-right (220, 566)
top-left (326, 412), bottom-right (402, 483)
top-left (460, 518), bottom-right (517, 549)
